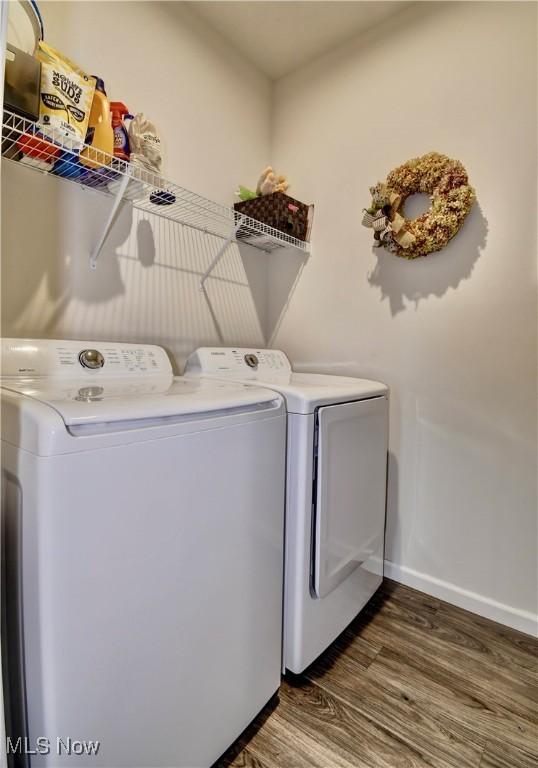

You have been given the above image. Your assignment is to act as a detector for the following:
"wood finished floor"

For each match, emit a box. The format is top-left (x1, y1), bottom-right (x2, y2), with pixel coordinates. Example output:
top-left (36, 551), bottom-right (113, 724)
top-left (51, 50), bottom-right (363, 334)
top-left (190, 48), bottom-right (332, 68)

top-left (215, 580), bottom-right (538, 768)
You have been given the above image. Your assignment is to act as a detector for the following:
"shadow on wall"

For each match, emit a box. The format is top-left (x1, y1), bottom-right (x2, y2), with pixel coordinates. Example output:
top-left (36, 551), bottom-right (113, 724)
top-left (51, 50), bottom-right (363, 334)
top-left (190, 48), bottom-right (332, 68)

top-left (1, 166), bottom-right (134, 334)
top-left (367, 202), bottom-right (488, 315)
top-left (260, 245), bottom-right (310, 346)
top-left (1, 165), bottom-right (309, 366)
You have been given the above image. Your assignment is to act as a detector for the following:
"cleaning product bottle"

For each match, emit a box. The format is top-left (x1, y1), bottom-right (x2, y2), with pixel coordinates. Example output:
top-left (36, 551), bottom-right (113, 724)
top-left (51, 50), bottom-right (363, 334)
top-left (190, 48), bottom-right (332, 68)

top-left (110, 102), bottom-right (131, 162)
top-left (80, 78), bottom-right (114, 169)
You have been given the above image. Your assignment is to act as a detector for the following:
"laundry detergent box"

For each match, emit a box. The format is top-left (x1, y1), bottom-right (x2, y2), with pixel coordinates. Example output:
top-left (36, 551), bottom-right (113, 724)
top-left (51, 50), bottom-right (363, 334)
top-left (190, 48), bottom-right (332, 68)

top-left (36, 41), bottom-right (96, 147)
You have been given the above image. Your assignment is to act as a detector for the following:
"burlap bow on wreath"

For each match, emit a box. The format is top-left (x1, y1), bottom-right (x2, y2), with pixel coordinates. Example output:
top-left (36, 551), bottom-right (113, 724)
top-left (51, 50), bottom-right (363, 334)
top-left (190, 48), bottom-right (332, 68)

top-left (361, 183), bottom-right (416, 253)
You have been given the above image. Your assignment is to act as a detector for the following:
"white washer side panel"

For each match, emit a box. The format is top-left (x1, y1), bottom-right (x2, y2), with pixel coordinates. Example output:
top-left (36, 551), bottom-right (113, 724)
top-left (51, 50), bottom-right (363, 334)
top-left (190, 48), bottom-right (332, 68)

top-left (314, 397), bottom-right (388, 599)
top-left (2, 413), bottom-right (285, 768)
top-left (284, 411), bottom-right (386, 674)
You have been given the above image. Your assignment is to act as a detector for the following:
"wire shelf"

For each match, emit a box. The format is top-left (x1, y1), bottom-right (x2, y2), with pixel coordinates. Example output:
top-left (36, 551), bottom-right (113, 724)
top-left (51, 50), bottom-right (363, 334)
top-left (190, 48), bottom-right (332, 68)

top-left (1, 110), bottom-right (311, 257)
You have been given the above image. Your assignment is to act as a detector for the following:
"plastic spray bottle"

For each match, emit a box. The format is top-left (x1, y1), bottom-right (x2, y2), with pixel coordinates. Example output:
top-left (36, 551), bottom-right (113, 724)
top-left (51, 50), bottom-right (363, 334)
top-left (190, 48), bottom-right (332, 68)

top-left (110, 102), bottom-right (131, 162)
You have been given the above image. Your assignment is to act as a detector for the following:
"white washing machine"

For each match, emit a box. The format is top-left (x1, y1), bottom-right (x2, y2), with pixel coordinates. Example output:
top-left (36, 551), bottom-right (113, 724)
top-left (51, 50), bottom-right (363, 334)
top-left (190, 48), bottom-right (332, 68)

top-left (186, 348), bottom-right (389, 673)
top-left (0, 339), bottom-right (286, 767)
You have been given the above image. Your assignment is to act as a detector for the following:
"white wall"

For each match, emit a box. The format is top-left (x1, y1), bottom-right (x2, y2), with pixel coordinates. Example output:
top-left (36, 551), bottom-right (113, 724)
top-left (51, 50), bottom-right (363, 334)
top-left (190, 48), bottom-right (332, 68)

top-left (271, 1), bottom-right (538, 633)
top-left (2, 1), bottom-right (273, 369)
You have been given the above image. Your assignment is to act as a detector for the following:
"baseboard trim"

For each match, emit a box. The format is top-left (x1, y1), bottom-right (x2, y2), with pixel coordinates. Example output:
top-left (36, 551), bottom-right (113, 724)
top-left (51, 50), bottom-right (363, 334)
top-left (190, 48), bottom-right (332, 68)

top-left (384, 560), bottom-right (538, 638)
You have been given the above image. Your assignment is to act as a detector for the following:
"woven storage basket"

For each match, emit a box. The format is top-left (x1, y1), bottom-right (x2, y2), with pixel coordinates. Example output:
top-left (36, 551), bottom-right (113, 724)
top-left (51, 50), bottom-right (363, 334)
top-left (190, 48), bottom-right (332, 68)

top-left (234, 192), bottom-right (313, 242)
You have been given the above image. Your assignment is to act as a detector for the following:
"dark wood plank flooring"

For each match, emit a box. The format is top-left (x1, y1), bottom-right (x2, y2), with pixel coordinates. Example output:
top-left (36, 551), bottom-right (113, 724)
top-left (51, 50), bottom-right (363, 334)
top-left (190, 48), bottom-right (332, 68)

top-left (215, 580), bottom-right (538, 768)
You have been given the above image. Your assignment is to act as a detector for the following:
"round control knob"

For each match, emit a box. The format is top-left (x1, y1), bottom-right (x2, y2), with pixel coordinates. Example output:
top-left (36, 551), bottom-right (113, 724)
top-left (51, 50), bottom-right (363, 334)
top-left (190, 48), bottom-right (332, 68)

top-left (79, 349), bottom-right (105, 369)
top-left (244, 353), bottom-right (259, 369)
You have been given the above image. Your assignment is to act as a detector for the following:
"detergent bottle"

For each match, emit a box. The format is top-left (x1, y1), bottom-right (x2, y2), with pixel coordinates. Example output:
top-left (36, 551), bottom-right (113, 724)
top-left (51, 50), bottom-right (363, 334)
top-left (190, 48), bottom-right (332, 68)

top-left (110, 102), bottom-right (131, 162)
top-left (80, 77), bottom-right (114, 168)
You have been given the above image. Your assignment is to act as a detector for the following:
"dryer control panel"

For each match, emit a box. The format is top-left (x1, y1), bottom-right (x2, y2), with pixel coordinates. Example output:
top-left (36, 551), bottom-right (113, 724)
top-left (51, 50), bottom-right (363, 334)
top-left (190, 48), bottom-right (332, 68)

top-left (187, 347), bottom-right (292, 377)
top-left (1, 339), bottom-right (172, 378)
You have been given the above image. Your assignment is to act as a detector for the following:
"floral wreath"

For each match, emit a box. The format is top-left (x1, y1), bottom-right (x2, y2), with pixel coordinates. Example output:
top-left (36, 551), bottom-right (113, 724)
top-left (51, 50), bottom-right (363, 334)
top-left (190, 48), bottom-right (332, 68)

top-left (362, 152), bottom-right (475, 259)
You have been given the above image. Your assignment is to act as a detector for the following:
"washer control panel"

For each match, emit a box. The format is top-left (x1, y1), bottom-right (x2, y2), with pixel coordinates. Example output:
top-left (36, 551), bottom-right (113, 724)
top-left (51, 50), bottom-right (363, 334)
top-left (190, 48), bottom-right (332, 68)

top-left (187, 347), bottom-right (292, 377)
top-left (1, 339), bottom-right (172, 378)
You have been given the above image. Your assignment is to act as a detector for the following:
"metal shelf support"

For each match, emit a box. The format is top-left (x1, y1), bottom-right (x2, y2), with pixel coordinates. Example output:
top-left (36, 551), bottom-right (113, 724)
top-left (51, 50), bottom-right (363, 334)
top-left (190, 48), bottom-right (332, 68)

top-left (199, 215), bottom-right (245, 291)
top-left (89, 173), bottom-right (131, 270)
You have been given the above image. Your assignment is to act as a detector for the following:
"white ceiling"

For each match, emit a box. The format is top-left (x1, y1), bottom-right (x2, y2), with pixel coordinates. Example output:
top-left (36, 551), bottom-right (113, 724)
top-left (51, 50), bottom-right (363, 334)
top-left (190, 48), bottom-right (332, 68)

top-left (186, 1), bottom-right (413, 80)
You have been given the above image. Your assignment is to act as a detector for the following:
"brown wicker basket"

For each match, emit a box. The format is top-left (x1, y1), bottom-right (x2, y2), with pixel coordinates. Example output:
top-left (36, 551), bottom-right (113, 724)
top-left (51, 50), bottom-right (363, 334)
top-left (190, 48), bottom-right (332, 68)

top-left (234, 192), bottom-right (313, 242)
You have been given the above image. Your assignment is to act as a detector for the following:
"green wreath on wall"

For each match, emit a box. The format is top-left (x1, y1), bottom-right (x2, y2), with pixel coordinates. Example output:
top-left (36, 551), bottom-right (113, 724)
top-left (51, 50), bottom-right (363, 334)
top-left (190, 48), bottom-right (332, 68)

top-left (362, 152), bottom-right (475, 259)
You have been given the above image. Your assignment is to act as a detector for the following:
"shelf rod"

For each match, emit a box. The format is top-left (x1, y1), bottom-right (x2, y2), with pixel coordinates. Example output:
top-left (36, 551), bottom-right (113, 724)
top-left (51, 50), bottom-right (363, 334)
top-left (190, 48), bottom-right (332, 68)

top-left (199, 215), bottom-right (245, 291)
top-left (89, 172), bottom-right (131, 270)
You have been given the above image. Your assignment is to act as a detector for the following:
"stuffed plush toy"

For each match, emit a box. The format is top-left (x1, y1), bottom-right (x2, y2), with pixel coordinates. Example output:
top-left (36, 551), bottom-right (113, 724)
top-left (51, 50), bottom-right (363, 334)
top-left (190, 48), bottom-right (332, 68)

top-left (256, 166), bottom-right (289, 196)
top-left (235, 167), bottom-right (289, 201)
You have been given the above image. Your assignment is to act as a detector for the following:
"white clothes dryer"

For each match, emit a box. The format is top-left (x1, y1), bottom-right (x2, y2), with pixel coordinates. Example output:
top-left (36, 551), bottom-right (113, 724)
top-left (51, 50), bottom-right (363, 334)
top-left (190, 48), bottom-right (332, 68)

top-left (186, 348), bottom-right (389, 673)
top-left (1, 339), bottom-right (286, 767)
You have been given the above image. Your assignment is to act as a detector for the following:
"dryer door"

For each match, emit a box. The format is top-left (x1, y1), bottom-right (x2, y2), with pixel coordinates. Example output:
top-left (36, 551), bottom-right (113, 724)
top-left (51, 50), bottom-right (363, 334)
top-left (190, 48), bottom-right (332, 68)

top-left (313, 396), bottom-right (388, 599)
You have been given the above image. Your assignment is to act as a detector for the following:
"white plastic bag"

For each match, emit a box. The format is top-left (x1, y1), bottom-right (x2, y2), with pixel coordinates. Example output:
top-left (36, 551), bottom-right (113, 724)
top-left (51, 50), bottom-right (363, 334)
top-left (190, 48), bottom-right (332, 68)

top-left (128, 114), bottom-right (163, 174)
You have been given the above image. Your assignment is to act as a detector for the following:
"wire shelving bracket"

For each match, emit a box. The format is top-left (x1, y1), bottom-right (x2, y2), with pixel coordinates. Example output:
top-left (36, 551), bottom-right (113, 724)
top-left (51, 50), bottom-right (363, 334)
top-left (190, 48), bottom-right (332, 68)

top-left (89, 172), bottom-right (130, 269)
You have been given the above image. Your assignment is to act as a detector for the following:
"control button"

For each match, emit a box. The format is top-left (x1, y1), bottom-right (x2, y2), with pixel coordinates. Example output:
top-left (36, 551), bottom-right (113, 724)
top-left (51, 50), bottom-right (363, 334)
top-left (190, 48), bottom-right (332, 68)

top-left (75, 386), bottom-right (104, 402)
top-left (79, 349), bottom-right (105, 369)
top-left (244, 353), bottom-right (259, 369)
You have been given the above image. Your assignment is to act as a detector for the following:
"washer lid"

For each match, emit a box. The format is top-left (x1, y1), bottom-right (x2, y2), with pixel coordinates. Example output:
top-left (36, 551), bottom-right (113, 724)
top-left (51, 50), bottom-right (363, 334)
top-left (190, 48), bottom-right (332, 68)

top-left (1, 376), bottom-right (280, 427)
